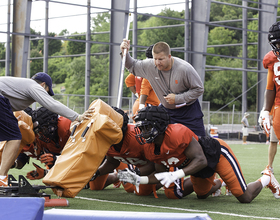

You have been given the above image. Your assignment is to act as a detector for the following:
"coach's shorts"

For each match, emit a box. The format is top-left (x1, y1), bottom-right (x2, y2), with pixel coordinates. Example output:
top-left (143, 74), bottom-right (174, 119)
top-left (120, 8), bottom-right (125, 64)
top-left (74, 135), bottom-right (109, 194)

top-left (0, 96), bottom-right (21, 141)
top-left (161, 99), bottom-right (205, 137)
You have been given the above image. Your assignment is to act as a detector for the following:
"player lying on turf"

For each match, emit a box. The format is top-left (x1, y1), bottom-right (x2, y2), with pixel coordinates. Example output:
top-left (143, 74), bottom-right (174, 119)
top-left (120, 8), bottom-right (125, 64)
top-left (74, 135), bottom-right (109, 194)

top-left (10, 107), bottom-right (71, 180)
top-left (118, 106), bottom-right (280, 203)
top-left (89, 106), bottom-right (189, 199)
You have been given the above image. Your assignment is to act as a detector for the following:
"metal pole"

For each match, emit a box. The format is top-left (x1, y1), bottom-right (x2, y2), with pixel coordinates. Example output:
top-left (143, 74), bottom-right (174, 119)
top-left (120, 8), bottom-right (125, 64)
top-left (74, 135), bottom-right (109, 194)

top-left (43, 0), bottom-right (49, 73)
top-left (85, 0), bottom-right (91, 109)
top-left (117, 13), bottom-right (131, 108)
top-left (5, 0), bottom-right (11, 76)
top-left (231, 104), bottom-right (235, 132)
top-left (184, 0), bottom-right (189, 61)
top-left (242, 1), bottom-right (248, 115)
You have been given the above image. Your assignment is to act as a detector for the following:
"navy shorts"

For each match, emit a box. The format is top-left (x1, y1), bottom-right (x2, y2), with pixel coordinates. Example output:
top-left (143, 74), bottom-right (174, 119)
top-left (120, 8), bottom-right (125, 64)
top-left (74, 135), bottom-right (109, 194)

top-left (161, 99), bottom-right (206, 137)
top-left (0, 96), bottom-right (22, 141)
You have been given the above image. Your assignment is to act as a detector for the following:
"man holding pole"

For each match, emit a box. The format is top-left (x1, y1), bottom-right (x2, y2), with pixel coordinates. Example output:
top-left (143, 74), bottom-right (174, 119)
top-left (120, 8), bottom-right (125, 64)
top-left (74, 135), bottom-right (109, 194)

top-left (120, 40), bottom-right (205, 137)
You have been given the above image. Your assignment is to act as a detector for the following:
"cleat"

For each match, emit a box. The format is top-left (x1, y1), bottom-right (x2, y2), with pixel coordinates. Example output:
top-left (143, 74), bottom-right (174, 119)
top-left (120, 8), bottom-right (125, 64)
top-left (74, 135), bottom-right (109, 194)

top-left (261, 165), bottom-right (274, 174)
top-left (263, 168), bottom-right (280, 198)
top-left (212, 188), bottom-right (221, 197)
top-left (0, 176), bottom-right (8, 187)
top-left (225, 186), bottom-right (232, 196)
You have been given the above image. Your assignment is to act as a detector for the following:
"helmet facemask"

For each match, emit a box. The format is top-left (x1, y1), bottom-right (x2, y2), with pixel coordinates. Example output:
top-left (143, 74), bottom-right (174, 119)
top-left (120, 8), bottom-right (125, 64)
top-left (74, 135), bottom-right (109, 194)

top-left (134, 120), bottom-right (159, 145)
top-left (269, 39), bottom-right (280, 59)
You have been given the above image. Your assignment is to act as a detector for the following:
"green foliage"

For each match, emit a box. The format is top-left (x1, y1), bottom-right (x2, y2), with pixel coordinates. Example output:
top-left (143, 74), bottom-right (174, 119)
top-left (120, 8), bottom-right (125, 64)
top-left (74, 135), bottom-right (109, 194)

top-left (91, 13), bottom-right (110, 53)
top-left (48, 55), bottom-right (71, 84)
top-left (29, 49), bottom-right (43, 77)
top-left (0, 43), bottom-right (6, 68)
top-left (67, 32), bottom-right (86, 55)
top-left (138, 8), bottom-right (185, 59)
top-left (30, 28), bottom-right (42, 50)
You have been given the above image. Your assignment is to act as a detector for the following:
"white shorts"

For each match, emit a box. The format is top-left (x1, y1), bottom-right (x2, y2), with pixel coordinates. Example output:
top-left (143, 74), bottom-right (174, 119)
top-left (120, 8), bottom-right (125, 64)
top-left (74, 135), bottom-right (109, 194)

top-left (242, 127), bottom-right (248, 136)
top-left (270, 126), bottom-right (279, 142)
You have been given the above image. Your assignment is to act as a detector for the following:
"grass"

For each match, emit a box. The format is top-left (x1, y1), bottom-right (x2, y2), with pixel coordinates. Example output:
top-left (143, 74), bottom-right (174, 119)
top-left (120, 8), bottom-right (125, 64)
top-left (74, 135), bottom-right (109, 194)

top-left (8, 141), bottom-right (280, 220)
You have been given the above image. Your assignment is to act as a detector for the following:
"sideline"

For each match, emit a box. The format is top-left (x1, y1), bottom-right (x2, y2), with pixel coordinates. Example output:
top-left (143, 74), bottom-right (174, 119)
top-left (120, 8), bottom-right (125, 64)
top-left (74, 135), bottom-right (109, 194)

top-left (76, 196), bottom-right (280, 220)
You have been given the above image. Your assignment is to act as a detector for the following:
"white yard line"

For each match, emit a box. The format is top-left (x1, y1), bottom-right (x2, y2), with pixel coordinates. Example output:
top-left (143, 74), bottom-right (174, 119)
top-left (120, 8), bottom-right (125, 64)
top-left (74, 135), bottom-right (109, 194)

top-left (76, 196), bottom-right (280, 220)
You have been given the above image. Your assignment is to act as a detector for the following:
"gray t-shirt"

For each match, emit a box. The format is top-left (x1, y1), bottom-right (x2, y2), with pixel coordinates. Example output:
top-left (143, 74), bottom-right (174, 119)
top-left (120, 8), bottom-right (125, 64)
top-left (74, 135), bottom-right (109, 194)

top-left (125, 54), bottom-right (204, 109)
top-left (241, 116), bottom-right (249, 128)
top-left (0, 76), bottom-right (78, 121)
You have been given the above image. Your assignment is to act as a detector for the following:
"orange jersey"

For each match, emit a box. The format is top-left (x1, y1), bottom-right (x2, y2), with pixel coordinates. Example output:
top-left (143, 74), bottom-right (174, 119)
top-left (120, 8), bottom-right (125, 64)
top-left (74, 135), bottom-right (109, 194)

top-left (263, 51), bottom-right (280, 105)
top-left (106, 124), bottom-right (149, 167)
top-left (125, 73), bottom-right (143, 96)
top-left (141, 78), bottom-right (160, 106)
top-left (143, 124), bottom-right (198, 167)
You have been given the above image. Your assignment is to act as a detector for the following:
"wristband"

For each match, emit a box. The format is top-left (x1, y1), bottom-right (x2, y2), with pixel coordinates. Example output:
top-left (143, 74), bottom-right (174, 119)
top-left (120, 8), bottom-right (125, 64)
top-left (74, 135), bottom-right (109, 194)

top-left (77, 115), bottom-right (82, 122)
top-left (140, 176), bottom-right (149, 184)
top-left (175, 169), bottom-right (185, 178)
top-left (139, 104), bottom-right (145, 110)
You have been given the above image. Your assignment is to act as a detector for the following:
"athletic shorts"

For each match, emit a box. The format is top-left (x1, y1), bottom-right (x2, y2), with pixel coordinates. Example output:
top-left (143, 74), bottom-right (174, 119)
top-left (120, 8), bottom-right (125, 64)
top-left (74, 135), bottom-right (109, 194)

top-left (191, 138), bottom-right (247, 198)
top-left (270, 126), bottom-right (279, 143)
top-left (161, 99), bottom-right (205, 137)
top-left (0, 96), bottom-right (21, 141)
top-left (242, 127), bottom-right (248, 136)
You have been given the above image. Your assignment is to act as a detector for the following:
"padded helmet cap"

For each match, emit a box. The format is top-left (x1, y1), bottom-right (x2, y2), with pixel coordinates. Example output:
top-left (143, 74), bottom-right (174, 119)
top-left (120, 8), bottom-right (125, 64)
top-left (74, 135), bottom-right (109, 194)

top-left (134, 105), bottom-right (170, 134)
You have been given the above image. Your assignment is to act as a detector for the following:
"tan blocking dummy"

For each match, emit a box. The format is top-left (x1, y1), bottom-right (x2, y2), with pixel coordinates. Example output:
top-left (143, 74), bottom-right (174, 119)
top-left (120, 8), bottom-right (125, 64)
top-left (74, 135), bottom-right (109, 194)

top-left (0, 111), bottom-right (35, 164)
top-left (43, 99), bottom-right (123, 198)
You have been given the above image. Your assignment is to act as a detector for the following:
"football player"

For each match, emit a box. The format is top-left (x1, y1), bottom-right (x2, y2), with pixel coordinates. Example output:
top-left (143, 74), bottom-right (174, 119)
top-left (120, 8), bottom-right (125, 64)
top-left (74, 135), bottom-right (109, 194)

top-left (11, 107), bottom-right (72, 180)
top-left (261, 21), bottom-right (280, 141)
top-left (118, 106), bottom-right (280, 203)
top-left (89, 106), bottom-right (185, 199)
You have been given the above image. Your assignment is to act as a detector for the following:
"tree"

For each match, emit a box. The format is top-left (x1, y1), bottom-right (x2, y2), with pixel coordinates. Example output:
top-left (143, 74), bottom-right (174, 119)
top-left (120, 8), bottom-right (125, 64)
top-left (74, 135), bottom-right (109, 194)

top-left (67, 32), bottom-right (86, 55)
top-left (0, 43), bottom-right (6, 68)
top-left (137, 8), bottom-right (185, 59)
top-left (90, 12), bottom-right (110, 54)
top-left (37, 32), bottom-right (62, 56)
top-left (29, 49), bottom-right (43, 77)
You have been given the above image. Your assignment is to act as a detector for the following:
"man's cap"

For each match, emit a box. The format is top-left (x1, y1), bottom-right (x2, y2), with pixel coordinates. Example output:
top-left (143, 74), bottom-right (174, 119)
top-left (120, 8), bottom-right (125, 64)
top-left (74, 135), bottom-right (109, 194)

top-left (32, 72), bottom-right (54, 96)
top-left (244, 112), bottom-right (250, 117)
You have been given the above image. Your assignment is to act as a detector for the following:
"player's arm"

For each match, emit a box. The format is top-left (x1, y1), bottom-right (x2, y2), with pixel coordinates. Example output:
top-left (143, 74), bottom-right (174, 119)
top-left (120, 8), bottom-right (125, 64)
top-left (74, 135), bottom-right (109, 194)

top-left (263, 68), bottom-right (276, 112)
top-left (98, 155), bottom-right (120, 176)
top-left (264, 89), bottom-right (275, 112)
top-left (139, 95), bottom-right (148, 109)
top-left (137, 160), bottom-right (156, 176)
top-left (180, 137), bottom-right (208, 176)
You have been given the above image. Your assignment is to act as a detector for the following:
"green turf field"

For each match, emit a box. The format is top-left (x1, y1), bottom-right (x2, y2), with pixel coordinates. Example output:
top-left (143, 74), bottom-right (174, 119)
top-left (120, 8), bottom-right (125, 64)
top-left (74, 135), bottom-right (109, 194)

top-left (8, 141), bottom-right (280, 220)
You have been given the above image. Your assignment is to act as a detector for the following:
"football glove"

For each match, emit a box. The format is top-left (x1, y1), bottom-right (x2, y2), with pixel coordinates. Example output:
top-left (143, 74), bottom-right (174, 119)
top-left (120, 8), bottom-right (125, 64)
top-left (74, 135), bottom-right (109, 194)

top-left (40, 153), bottom-right (57, 167)
top-left (117, 168), bottom-right (140, 192)
top-left (260, 110), bottom-right (271, 134)
top-left (26, 163), bottom-right (47, 180)
top-left (154, 170), bottom-right (185, 188)
top-left (258, 110), bottom-right (264, 130)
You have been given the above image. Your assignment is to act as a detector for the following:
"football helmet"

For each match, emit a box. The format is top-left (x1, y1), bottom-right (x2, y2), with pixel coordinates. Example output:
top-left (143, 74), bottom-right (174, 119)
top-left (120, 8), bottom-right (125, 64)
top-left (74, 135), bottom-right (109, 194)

top-left (134, 106), bottom-right (170, 145)
top-left (111, 106), bottom-right (129, 147)
top-left (268, 21), bottom-right (280, 58)
top-left (111, 106), bottom-right (129, 133)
